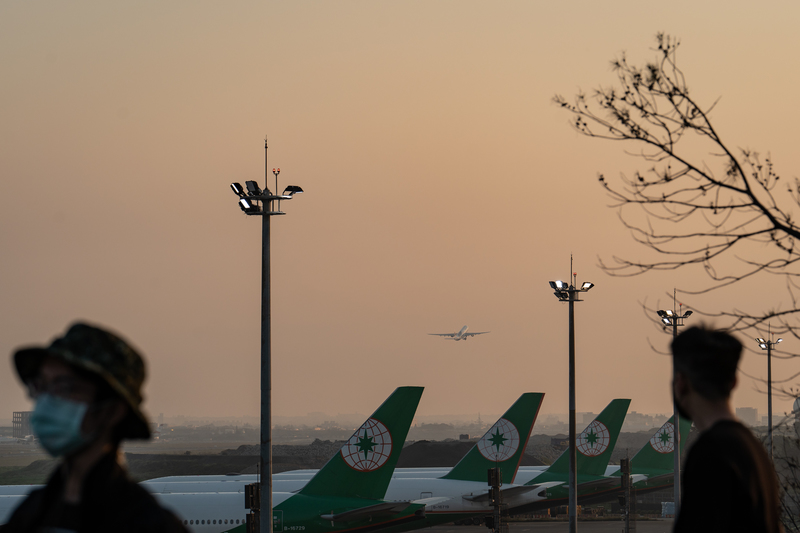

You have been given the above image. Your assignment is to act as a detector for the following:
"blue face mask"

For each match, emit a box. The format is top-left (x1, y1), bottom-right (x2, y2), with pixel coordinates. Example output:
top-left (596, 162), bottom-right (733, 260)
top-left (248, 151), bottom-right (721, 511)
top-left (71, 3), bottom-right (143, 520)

top-left (31, 394), bottom-right (91, 457)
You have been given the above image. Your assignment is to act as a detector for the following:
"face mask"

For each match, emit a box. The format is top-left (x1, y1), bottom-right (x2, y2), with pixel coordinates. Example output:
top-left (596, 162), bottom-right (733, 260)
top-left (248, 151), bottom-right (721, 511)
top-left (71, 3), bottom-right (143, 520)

top-left (31, 393), bottom-right (91, 457)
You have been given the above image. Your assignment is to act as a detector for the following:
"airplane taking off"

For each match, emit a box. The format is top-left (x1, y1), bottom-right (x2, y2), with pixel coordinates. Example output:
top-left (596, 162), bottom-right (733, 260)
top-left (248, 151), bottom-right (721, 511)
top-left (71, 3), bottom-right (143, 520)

top-left (428, 325), bottom-right (489, 341)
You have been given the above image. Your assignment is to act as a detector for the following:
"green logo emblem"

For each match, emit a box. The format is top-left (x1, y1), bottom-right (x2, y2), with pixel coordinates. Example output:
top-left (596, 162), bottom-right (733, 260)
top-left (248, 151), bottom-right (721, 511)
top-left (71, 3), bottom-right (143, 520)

top-left (649, 421), bottom-right (675, 454)
top-left (341, 418), bottom-right (392, 471)
top-left (477, 418), bottom-right (520, 461)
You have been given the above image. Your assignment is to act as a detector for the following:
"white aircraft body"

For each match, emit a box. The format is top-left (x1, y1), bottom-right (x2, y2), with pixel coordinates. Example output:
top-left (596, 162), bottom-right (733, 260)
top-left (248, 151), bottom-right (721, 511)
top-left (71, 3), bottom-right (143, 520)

top-left (428, 325), bottom-right (489, 341)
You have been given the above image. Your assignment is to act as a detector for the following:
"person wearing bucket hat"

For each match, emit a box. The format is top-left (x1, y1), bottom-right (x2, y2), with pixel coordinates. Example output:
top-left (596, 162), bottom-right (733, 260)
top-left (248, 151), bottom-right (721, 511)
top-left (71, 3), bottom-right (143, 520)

top-left (3, 322), bottom-right (188, 532)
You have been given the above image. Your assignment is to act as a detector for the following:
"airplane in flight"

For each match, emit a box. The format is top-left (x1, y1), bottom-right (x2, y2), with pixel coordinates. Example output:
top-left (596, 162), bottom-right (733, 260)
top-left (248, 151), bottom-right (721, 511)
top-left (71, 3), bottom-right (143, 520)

top-left (428, 325), bottom-right (489, 341)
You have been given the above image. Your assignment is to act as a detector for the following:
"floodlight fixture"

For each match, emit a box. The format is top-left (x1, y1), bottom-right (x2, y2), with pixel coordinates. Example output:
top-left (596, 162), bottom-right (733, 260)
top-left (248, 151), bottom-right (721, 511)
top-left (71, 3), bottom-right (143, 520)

top-left (246, 180), bottom-right (263, 196)
top-left (581, 282), bottom-right (594, 291)
top-left (755, 331), bottom-right (783, 460)
top-left (283, 185), bottom-right (304, 196)
top-left (656, 291), bottom-right (692, 516)
top-left (239, 198), bottom-right (260, 214)
top-left (229, 141), bottom-right (305, 533)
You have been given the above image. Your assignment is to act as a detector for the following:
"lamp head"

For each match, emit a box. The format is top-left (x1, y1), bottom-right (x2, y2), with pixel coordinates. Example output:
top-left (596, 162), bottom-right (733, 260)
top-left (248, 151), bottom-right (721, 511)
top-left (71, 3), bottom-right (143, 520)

top-left (230, 182), bottom-right (245, 197)
top-left (683, 310), bottom-right (693, 317)
top-left (777, 338), bottom-right (783, 344)
top-left (756, 338), bottom-right (766, 344)
top-left (245, 181), bottom-right (263, 196)
top-left (239, 198), bottom-right (261, 214)
top-left (283, 185), bottom-right (304, 196)
top-left (581, 281), bottom-right (594, 291)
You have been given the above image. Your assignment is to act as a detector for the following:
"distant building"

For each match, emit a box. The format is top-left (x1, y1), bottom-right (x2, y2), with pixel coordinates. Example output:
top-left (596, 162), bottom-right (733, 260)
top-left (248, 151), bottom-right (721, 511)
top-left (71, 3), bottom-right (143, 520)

top-left (12, 412), bottom-right (32, 439)
top-left (736, 407), bottom-right (758, 426)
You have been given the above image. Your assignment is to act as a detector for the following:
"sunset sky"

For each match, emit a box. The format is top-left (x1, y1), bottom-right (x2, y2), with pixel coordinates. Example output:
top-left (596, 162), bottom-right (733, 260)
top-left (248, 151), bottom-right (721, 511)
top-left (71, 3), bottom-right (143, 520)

top-left (2, 2), bottom-right (799, 425)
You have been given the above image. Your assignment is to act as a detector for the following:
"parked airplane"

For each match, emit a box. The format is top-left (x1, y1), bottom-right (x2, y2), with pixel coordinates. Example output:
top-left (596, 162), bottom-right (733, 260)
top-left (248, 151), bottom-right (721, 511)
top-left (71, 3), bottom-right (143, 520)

top-left (0, 387), bottom-right (425, 533)
top-left (428, 325), bottom-right (489, 341)
top-left (506, 399), bottom-right (631, 514)
top-left (605, 415), bottom-right (692, 497)
top-left (138, 409), bottom-right (692, 526)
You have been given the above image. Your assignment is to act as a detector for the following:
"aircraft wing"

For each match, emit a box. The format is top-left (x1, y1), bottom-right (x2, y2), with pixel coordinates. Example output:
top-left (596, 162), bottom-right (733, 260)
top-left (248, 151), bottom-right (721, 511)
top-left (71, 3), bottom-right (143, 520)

top-left (428, 333), bottom-right (456, 337)
top-left (320, 501), bottom-right (423, 522)
top-left (462, 482), bottom-right (563, 502)
top-left (575, 478), bottom-right (620, 491)
top-left (464, 331), bottom-right (490, 337)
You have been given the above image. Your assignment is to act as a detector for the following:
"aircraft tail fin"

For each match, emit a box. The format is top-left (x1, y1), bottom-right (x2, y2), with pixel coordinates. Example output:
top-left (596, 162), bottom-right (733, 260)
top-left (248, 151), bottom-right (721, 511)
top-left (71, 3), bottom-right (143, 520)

top-left (442, 392), bottom-right (545, 484)
top-left (545, 399), bottom-right (630, 477)
top-left (627, 415), bottom-right (692, 475)
top-left (298, 386), bottom-right (423, 500)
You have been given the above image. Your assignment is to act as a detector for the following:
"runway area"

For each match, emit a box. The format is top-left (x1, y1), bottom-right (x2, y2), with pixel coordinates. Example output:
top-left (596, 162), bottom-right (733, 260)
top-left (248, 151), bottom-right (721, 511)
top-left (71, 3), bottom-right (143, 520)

top-left (429, 521), bottom-right (674, 533)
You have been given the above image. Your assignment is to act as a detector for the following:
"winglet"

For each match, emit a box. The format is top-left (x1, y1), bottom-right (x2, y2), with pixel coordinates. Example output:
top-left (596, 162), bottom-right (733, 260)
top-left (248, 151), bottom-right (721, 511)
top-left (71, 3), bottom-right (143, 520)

top-left (443, 393), bottom-right (544, 484)
top-left (299, 386), bottom-right (424, 500)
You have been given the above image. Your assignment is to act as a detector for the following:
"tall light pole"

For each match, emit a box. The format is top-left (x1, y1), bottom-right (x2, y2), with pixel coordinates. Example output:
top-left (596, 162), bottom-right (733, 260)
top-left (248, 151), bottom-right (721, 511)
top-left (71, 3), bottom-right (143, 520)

top-left (230, 139), bottom-right (303, 533)
top-left (657, 298), bottom-right (692, 517)
top-left (756, 328), bottom-right (782, 460)
top-left (549, 259), bottom-right (594, 533)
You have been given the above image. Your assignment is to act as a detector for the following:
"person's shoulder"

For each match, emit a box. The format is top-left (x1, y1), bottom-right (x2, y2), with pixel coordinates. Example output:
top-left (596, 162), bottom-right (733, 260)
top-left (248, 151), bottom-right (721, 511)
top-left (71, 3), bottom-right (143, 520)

top-left (99, 476), bottom-right (188, 532)
top-left (703, 420), bottom-right (762, 447)
top-left (1, 487), bottom-right (49, 532)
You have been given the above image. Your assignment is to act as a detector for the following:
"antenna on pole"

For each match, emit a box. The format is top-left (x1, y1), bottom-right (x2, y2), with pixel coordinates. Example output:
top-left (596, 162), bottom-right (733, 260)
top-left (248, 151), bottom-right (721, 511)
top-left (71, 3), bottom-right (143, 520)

top-left (264, 135), bottom-right (269, 190)
top-left (570, 254), bottom-right (574, 288)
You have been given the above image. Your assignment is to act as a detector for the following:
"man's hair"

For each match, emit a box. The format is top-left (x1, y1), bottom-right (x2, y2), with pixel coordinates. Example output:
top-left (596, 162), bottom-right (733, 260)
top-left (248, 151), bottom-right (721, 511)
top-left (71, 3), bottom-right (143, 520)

top-left (671, 325), bottom-right (742, 400)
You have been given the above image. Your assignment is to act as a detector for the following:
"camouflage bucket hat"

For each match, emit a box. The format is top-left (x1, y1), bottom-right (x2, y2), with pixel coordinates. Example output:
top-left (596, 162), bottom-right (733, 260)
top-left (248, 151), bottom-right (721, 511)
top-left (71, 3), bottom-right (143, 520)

top-left (13, 322), bottom-right (151, 440)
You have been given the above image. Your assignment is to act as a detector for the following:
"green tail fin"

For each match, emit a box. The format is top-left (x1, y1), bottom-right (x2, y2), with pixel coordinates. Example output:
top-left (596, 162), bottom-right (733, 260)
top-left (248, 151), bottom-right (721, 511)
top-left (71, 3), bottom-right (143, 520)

top-left (628, 415), bottom-right (692, 475)
top-left (299, 386), bottom-right (423, 499)
top-left (546, 399), bottom-right (630, 477)
top-left (442, 392), bottom-right (545, 483)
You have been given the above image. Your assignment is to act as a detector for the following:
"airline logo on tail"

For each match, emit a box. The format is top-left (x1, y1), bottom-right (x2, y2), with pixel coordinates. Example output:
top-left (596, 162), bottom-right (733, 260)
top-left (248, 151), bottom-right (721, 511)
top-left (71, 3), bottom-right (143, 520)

top-left (477, 418), bottom-right (520, 461)
top-left (649, 421), bottom-right (675, 454)
top-left (577, 420), bottom-right (610, 457)
top-left (341, 418), bottom-right (392, 471)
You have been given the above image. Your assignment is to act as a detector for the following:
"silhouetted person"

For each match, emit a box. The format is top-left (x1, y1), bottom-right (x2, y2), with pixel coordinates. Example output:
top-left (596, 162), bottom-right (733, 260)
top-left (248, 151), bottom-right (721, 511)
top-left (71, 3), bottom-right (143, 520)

top-left (3, 322), bottom-right (187, 532)
top-left (672, 325), bottom-right (783, 533)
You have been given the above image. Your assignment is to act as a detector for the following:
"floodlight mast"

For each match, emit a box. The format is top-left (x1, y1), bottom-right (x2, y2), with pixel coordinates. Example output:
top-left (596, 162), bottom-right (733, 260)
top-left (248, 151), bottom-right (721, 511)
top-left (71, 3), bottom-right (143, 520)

top-left (548, 255), bottom-right (594, 533)
top-left (755, 325), bottom-right (783, 460)
top-left (657, 289), bottom-right (692, 517)
top-left (229, 138), bottom-right (303, 533)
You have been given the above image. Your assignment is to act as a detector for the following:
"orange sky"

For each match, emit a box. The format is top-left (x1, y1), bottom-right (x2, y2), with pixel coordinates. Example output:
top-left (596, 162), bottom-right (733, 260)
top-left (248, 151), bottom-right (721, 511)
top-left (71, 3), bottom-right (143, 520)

top-left (2, 2), bottom-right (799, 425)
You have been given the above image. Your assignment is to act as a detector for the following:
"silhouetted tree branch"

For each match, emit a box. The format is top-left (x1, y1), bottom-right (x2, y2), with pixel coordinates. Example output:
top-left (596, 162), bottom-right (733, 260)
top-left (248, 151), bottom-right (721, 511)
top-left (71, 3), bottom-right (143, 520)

top-left (554, 33), bottom-right (800, 346)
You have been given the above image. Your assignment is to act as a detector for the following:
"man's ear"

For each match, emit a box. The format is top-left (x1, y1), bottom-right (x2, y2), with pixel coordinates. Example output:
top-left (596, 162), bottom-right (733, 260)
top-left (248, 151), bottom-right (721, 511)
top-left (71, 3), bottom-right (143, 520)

top-left (673, 370), bottom-right (691, 397)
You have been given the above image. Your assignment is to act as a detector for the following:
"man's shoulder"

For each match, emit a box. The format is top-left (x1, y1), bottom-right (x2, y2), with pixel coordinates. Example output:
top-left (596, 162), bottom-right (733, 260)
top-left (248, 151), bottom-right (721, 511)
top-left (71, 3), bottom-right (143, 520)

top-left (697, 420), bottom-right (764, 452)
